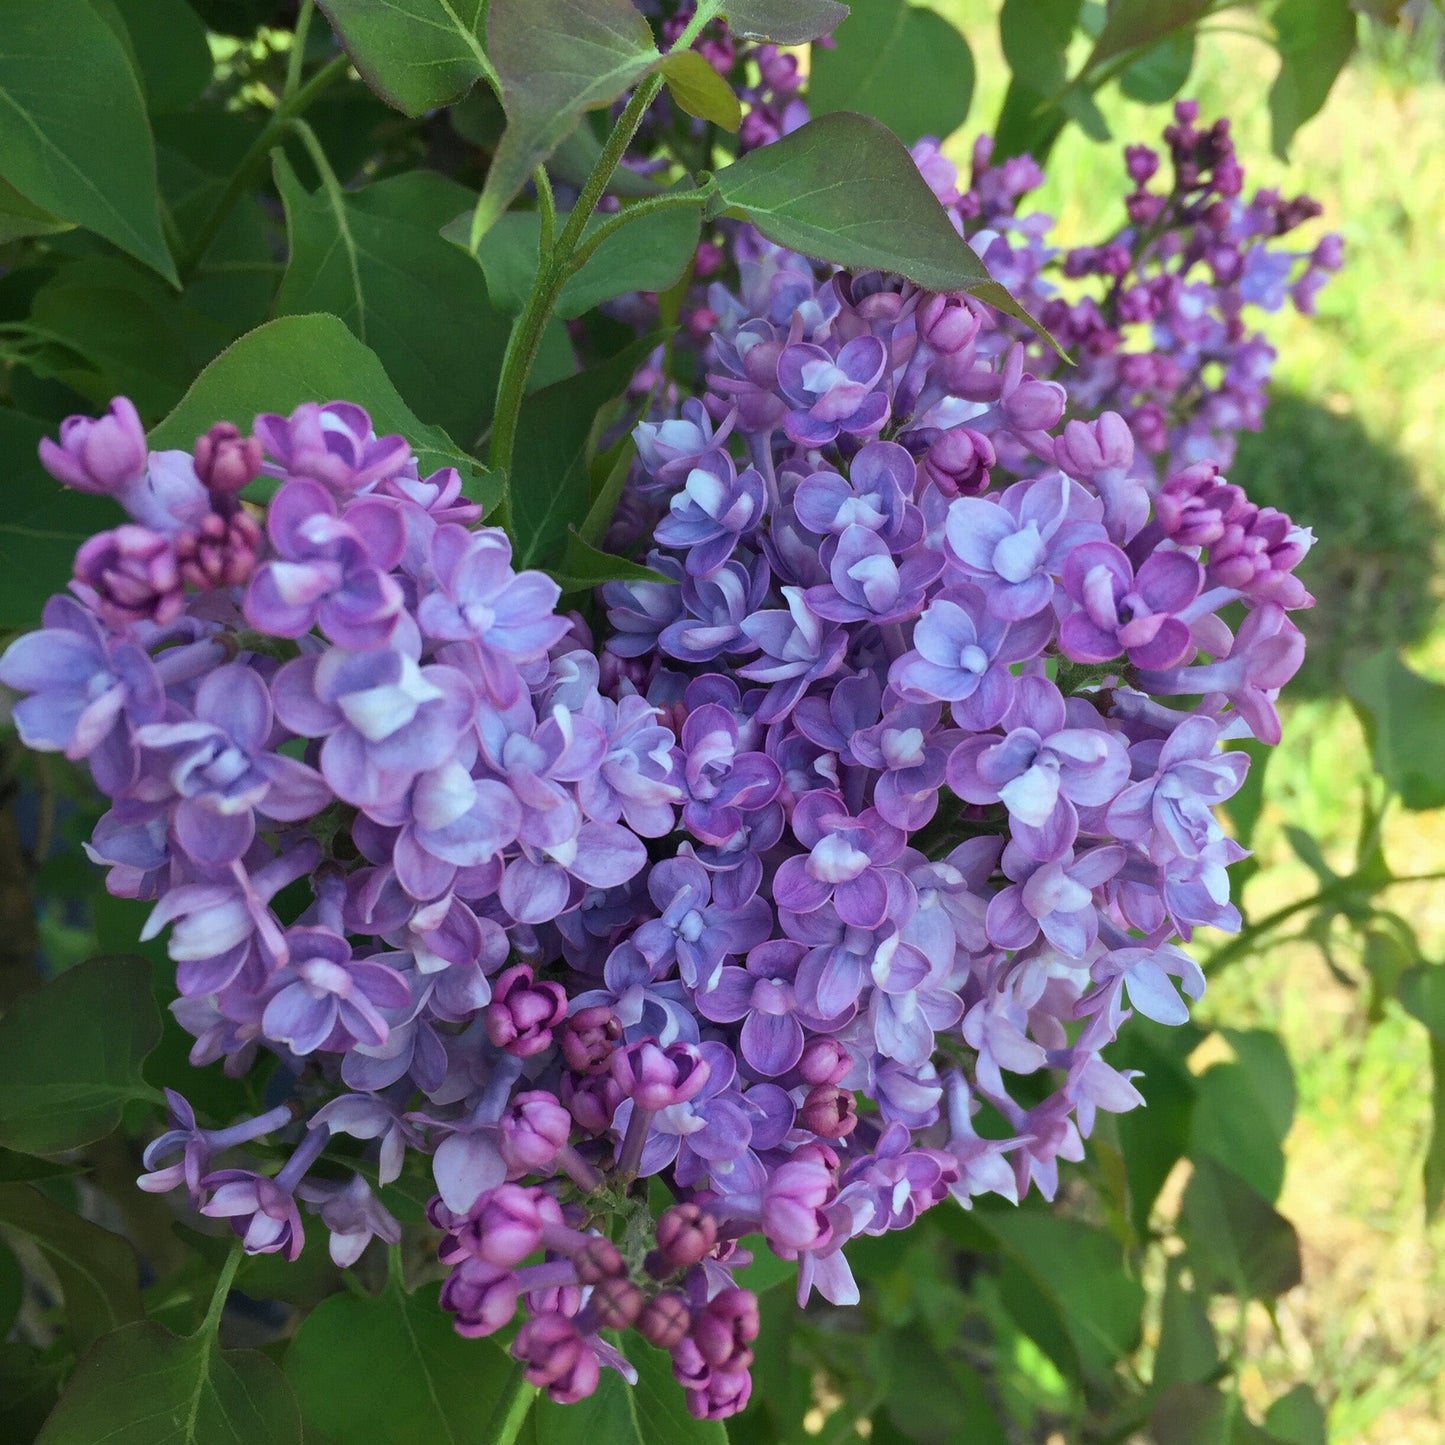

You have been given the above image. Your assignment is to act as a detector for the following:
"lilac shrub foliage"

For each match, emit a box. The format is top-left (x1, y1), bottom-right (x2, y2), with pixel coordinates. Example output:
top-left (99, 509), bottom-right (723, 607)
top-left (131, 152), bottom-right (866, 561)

top-left (0, 225), bottom-right (1312, 1414)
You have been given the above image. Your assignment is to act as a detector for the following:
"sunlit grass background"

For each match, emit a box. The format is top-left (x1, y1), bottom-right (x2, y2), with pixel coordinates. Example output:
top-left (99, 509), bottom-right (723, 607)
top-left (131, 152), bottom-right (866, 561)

top-left (934, 4), bottom-right (1445, 1439)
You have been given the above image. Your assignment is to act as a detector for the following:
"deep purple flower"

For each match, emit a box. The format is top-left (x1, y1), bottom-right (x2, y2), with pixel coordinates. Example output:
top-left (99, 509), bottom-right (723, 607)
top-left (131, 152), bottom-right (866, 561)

top-left (659, 555), bottom-right (771, 664)
top-left (262, 927), bottom-right (410, 1055)
top-left (297, 1174), bottom-right (402, 1267)
top-left (254, 401), bottom-right (411, 494)
top-left (696, 940), bottom-right (814, 1077)
top-left (792, 442), bottom-right (918, 544)
top-left (0, 595), bottom-right (163, 796)
top-left (677, 703), bottom-right (783, 845)
top-left (804, 524), bottom-right (943, 625)
top-left (73, 525), bottom-right (184, 630)
top-left (602, 550), bottom-right (687, 658)
top-left (272, 641), bottom-right (474, 812)
top-left (576, 694), bottom-right (681, 838)
top-left (632, 855), bottom-right (770, 993)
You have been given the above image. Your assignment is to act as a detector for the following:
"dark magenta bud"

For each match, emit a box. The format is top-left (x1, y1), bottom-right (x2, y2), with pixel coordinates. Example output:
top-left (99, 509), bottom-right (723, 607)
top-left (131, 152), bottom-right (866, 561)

top-left (637, 1291), bottom-right (691, 1351)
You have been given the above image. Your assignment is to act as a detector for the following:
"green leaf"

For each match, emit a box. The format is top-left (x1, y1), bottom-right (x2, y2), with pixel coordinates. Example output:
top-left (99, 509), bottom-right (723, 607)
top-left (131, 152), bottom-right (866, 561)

top-left (454, 200), bottom-right (701, 319)
top-left (553, 530), bottom-right (673, 594)
top-left (1119, 29), bottom-right (1195, 103)
top-left (0, 1150), bottom-right (78, 1184)
top-left (722, 0), bottom-right (848, 43)
top-left (999, 0), bottom-right (1080, 95)
top-left (472, 0), bottom-right (662, 244)
top-left (1110, 1019), bottom-right (1198, 1238)
top-left (1422, 1038), bottom-right (1445, 1221)
top-left (36, 1320), bottom-right (302, 1445)
top-left (1344, 651), bottom-right (1445, 810)
top-left (106, 0), bottom-right (214, 115)
top-left (511, 336), bottom-right (658, 570)
top-left (975, 1212), bottom-right (1144, 1381)
top-left (0, 1237), bottom-right (21, 1338)
top-left (1179, 1159), bottom-right (1302, 1301)
top-left (874, 1326), bottom-right (1007, 1445)
top-left (708, 111), bottom-right (1056, 347)
top-left (0, 1186), bottom-right (143, 1349)
top-left (150, 314), bottom-right (497, 510)
top-left (1263, 1384), bottom-right (1328, 1445)
top-left (660, 52), bottom-right (742, 133)
top-left (1399, 964), bottom-right (1445, 1040)
top-left (1188, 1029), bottom-right (1295, 1204)
top-left (0, 408), bottom-right (120, 631)
top-left (0, 1343), bottom-right (63, 1443)
top-left (0, 177), bottom-right (73, 245)
top-left (1085, 0), bottom-right (1211, 71)
top-left (1150, 1384), bottom-right (1287, 1445)
top-left (285, 1276), bottom-right (514, 1444)
top-left (26, 258), bottom-right (230, 419)
top-left (809, 0), bottom-right (975, 146)
top-left (532, 1337), bottom-right (727, 1445)
top-left (1268, 0), bottom-right (1357, 160)
top-left (0, 956), bottom-right (161, 1156)
top-left (317, 0), bottom-right (496, 116)
top-left (273, 159), bottom-right (511, 448)
top-left (1152, 1255), bottom-right (1218, 1390)
top-left (0, 0), bottom-right (176, 284)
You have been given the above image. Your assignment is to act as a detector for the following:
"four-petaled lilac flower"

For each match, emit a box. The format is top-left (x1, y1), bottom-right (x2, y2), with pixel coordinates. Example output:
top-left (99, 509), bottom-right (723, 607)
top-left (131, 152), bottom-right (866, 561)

top-left (677, 703), bottom-right (783, 845)
top-left (245, 479), bottom-right (407, 648)
top-left (577, 694), bottom-right (682, 839)
top-left (792, 442), bottom-right (918, 545)
top-left (135, 662), bottom-right (330, 864)
top-left (633, 855), bottom-right (771, 993)
top-left (986, 842), bottom-right (1126, 957)
top-left (272, 641), bottom-right (474, 812)
top-left (262, 927), bottom-right (411, 1054)
top-left (653, 449), bottom-right (767, 576)
top-left (254, 401), bottom-right (411, 493)
top-left (774, 792), bottom-right (906, 929)
top-left (805, 524), bottom-right (943, 625)
top-left (417, 524), bottom-right (570, 703)
top-left (777, 337), bottom-right (890, 446)
top-left (1059, 540), bottom-right (1203, 670)
top-left (661, 557), bottom-right (770, 664)
top-left (737, 588), bottom-right (848, 724)
top-left (945, 474), bottom-right (1105, 620)
top-left (947, 678), bottom-right (1130, 860)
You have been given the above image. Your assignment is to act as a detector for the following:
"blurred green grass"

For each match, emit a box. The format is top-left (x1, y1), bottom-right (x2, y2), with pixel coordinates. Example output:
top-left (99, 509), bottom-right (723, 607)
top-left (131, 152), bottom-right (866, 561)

top-left (932, 5), bottom-right (1445, 1440)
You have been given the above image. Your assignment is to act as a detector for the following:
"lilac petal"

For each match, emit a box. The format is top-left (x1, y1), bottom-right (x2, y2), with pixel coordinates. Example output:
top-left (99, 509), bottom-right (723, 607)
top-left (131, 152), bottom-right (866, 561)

top-left (263, 984), bottom-right (335, 1055)
top-left (834, 870), bottom-right (889, 929)
top-left (740, 1011), bottom-right (804, 1077)
top-left (433, 1129), bottom-right (506, 1213)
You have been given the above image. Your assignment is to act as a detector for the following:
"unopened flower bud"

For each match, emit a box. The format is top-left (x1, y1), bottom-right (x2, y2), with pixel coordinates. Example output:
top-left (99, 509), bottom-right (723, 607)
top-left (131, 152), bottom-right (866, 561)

top-left (193, 422), bottom-right (263, 495)
top-left (654, 1203), bottom-right (718, 1270)
top-left (485, 964), bottom-right (567, 1057)
top-left (560, 1006), bottom-right (623, 1076)
top-left (590, 1275), bottom-right (643, 1329)
top-left (800, 1083), bottom-right (857, 1139)
top-left (637, 1290), bottom-right (691, 1350)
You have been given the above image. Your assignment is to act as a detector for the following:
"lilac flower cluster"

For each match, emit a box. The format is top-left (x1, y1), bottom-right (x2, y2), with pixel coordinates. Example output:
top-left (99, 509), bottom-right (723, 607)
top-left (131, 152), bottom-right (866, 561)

top-left (914, 102), bottom-right (1342, 472)
top-left (1, 238), bottom-right (1310, 1414)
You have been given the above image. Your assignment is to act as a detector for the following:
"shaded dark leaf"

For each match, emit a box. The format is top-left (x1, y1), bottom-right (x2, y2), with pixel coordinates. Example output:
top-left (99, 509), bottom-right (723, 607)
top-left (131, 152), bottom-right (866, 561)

top-left (0, 0), bottom-right (175, 283)
top-left (317, 0), bottom-right (494, 116)
top-left (36, 1320), bottom-right (301, 1444)
top-left (273, 159), bottom-right (511, 448)
top-left (150, 314), bottom-right (495, 509)
top-left (472, 0), bottom-right (661, 243)
top-left (0, 956), bottom-right (161, 1156)
top-left (1346, 650), bottom-right (1445, 810)
top-left (722, 0), bottom-right (848, 44)
top-left (0, 1186), bottom-right (143, 1350)
top-left (709, 112), bottom-right (1056, 347)
top-left (1263, 1384), bottom-right (1329, 1445)
top-left (1180, 1160), bottom-right (1302, 1300)
top-left (1269, 0), bottom-right (1357, 159)
top-left (1152, 1256), bottom-right (1217, 1390)
top-left (1188, 1029), bottom-right (1295, 1204)
top-left (810, 0), bottom-right (975, 145)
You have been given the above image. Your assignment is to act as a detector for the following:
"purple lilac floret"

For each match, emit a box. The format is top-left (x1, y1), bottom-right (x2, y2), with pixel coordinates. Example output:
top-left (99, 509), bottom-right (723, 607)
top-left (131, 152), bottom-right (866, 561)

top-left (0, 167), bottom-right (1314, 1419)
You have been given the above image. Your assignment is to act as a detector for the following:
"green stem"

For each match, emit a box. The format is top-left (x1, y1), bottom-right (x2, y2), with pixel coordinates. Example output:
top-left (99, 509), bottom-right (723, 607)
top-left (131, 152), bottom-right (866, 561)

top-left (482, 1358), bottom-right (537, 1445)
top-left (199, 1240), bottom-right (244, 1339)
top-left (285, 0), bottom-right (315, 102)
top-left (534, 165), bottom-right (556, 262)
top-left (484, 0), bottom-right (723, 529)
top-left (178, 52), bottom-right (350, 281)
top-left (567, 189), bottom-right (709, 274)
top-left (1205, 869), bottom-right (1445, 973)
